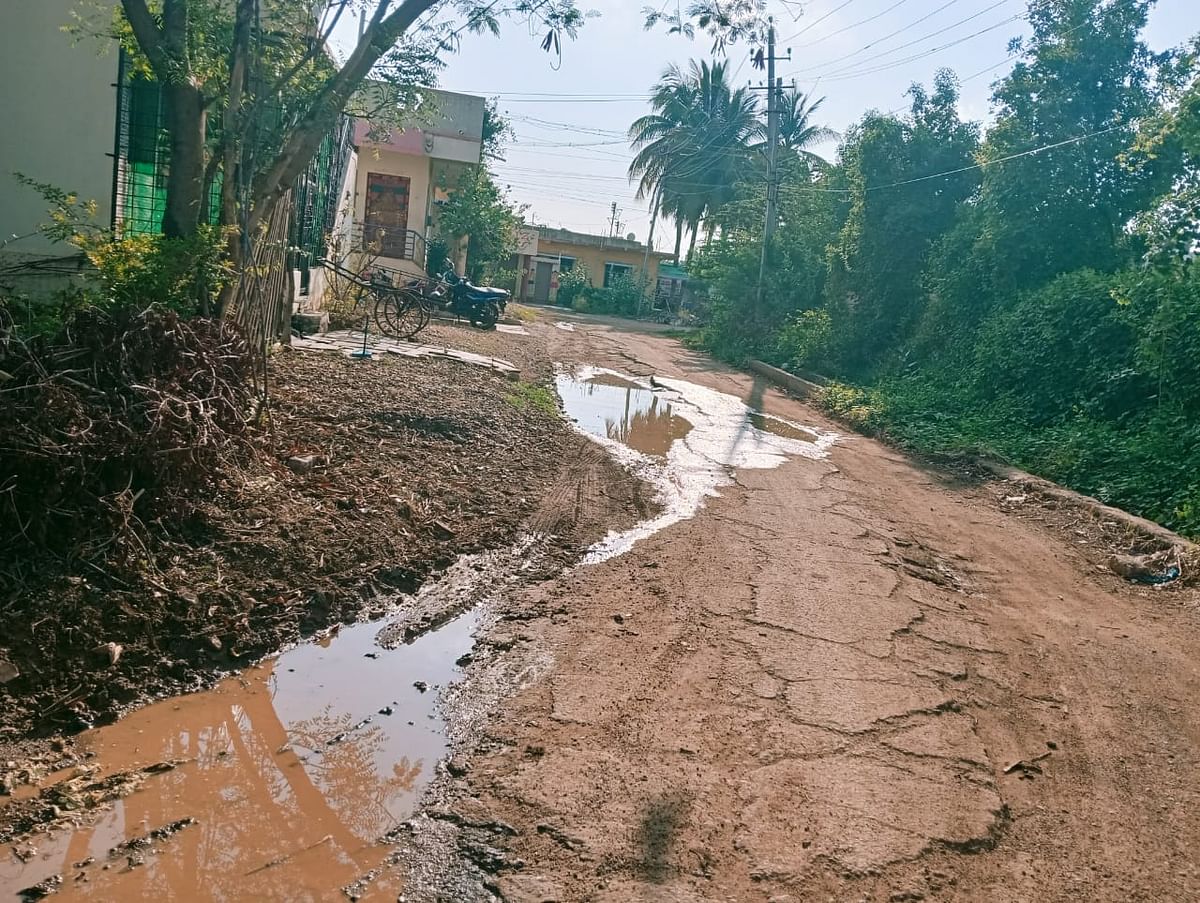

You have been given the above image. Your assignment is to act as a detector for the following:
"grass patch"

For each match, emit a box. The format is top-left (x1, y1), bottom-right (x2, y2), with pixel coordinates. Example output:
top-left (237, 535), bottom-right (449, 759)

top-left (505, 381), bottom-right (559, 416)
top-left (506, 303), bottom-right (538, 324)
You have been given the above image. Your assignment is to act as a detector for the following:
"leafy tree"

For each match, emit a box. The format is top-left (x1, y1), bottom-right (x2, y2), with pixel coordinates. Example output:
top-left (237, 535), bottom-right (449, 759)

top-left (825, 70), bottom-right (980, 375)
top-left (772, 88), bottom-right (838, 164)
top-left (76, 0), bottom-right (582, 313)
top-left (930, 0), bottom-right (1168, 322)
top-left (435, 166), bottom-right (521, 284)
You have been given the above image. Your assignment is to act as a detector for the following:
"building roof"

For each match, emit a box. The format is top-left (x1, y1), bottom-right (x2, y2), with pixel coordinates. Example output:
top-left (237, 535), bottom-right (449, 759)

top-left (536, 226), bottom-right (674, 257)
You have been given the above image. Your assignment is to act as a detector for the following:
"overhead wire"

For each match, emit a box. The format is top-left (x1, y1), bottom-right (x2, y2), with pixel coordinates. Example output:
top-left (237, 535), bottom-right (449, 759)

top-left (815, 13), bottom-right (1024, 81)
top-left (798, 0), bottom-right (1014, 76)
top-left (791, 0), bottom-right (912, 50)
top-left (780, 0), bottom-right (859, 43)
top-left (785, 0), bottom-right (964, 76)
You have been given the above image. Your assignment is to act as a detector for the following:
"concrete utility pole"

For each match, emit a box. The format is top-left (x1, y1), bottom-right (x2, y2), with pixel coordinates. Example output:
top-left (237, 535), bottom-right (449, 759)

top-left (752, 18), bottom-right (788, 317)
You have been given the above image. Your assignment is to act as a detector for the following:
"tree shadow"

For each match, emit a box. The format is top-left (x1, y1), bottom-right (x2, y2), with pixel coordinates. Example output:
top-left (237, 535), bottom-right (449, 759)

top-left (633, 791), bottom-right (691, 883)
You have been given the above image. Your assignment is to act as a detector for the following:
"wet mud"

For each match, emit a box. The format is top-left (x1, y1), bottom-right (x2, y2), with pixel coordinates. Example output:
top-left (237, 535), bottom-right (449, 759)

top-left (2, 356), bottom-right (837, 902)
top-left (1, 606), bottom-right (479, 901)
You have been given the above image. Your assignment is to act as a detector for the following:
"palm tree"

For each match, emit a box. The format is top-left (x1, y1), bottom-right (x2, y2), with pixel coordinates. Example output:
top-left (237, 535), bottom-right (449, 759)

top-left (628, 60), bottom-right (760, 261)
top-left (772, 88), bottom-right (838, 166)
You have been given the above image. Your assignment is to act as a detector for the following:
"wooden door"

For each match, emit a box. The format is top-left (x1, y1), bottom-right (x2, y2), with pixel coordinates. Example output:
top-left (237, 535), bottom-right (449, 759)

top-left (363, 173), bottom-right (410, 259)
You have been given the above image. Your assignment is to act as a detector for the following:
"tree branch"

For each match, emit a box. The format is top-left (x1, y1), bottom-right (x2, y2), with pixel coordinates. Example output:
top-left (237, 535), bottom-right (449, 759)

top-left (265, 0), bottom-right (350, 97)
top-left (162, 0), bottom-right (188, 60)
top-left (247, 0), bottom-right (437, 230)
top-left (119, 0), bottom-right (168, 75)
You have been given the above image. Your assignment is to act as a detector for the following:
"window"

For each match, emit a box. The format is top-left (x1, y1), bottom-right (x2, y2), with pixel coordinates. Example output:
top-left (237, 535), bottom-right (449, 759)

top-left (559, 256), bottom-right (576, 273)
top-left (363, 172), bottom-right (411, 258)
top-left (603, 262), bottom-right (634, 287)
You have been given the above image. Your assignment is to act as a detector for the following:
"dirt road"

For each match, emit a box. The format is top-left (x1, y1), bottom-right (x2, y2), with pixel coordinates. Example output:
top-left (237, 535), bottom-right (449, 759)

top-left (426, 315), bottom-right (1200, 902)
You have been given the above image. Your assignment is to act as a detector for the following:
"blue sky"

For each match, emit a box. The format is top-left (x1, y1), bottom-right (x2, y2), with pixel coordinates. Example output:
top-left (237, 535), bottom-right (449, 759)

top-left (341, 0), bottom-right (1196, 246)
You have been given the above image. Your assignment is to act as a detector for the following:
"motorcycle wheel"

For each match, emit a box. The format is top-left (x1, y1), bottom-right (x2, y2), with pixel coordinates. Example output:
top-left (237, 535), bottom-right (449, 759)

top-left (471, 302), bottom-right (500, 330)
top-left (374, 289), bottom-right (427, 340)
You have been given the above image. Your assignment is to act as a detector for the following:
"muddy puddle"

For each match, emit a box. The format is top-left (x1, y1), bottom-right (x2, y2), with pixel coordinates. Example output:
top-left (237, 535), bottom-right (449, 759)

top-left (1, 609), bottom-right (479, 901)
top-left (556, 366), bottom-right (837, 560)
top-left (2, 369), bottom-right (834, 902)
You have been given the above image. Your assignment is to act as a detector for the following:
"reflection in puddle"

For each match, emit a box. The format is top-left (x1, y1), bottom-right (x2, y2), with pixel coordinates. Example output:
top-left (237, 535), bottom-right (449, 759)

top-left (557, 366), bottom-right (838, 561)
top-left (1, 611), bottom-right (478, 902)
top-left (555, 372), bottom-right (692, 458)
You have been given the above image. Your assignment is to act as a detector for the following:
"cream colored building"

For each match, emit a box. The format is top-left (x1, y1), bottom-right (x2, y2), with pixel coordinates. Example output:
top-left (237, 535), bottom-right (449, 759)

top-left (345, 90), bottom-right (485, 280)
top-left (515, 227), bottom-right (674, 304)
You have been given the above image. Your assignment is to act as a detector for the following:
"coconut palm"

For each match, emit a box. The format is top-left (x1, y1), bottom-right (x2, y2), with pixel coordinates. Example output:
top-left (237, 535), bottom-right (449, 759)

top-left (773, 88), bottom-right (838, 165)
top-left (628, 59), bottom-right (760, 261)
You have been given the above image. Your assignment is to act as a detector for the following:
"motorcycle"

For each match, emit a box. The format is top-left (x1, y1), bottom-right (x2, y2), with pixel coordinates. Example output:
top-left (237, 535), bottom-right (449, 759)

top-left (422, 259), bottom-right (509, 329)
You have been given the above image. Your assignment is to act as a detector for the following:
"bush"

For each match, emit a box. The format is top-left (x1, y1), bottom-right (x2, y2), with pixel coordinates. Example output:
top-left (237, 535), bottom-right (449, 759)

top-left (84, 226), bottom-right (231, 315)
top-left (775, 308), bottom-right (833, 372)
top-left (556, 264), bottom-right (591, 307)
top-left (582, 272), bottom-right (644, 317)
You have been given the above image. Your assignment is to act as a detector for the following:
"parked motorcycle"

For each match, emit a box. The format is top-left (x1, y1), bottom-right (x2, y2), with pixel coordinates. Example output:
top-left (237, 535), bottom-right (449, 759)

top-left (426, 259), bottom-right (509, 329)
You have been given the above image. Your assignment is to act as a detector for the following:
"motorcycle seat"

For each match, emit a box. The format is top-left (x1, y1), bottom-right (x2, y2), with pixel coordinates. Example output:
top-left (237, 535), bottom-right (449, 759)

top-left (464, 286), bottom-right (509, 302)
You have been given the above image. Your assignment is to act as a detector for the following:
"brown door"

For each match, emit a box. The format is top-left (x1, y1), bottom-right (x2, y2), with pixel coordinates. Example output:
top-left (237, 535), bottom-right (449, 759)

top-left (534, 261), bottom-right (553, 303)
top-left (363, 173), bottom-right (410, 259)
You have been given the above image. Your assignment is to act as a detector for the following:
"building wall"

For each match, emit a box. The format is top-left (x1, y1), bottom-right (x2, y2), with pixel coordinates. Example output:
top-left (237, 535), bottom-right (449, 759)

top-left (524, 239), bottom-right (669, 302)
top-left (0, 0), bottom-right (118, 259)
top-left (352, 148), bottom-right (432, 277)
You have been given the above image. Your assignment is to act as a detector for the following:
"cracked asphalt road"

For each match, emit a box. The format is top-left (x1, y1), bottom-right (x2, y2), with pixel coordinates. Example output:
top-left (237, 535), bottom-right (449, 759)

top-left (436, 316), bottom-right (1200, 902)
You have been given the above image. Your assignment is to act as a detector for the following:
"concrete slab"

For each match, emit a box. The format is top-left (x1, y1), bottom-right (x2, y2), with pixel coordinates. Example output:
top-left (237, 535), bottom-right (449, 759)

top-left (292, 329), bottom-right (520, 379)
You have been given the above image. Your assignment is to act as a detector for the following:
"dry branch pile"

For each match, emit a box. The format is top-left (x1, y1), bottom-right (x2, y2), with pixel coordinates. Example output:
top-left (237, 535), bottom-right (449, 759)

top-left (0, 305), bottom-right (253, 574)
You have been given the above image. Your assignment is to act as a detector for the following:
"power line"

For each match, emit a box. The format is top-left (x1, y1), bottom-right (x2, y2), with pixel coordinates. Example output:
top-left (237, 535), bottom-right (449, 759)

top-left (780, 0), bottom-right (858, 43)
top-left (785, 0), bottom-right (964, 76)
top-left (816, 13), bottom-right (1024, 82)
top-left (771, 123), bottom-right (1127, 196)
top-left (793, 0), bottom-right (912, 50)
top-left (800, 0), bottom-right (1014, 77)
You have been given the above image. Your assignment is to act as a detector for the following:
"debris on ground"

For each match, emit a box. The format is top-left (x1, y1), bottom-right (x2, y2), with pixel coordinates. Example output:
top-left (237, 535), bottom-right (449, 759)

top-left (1107, 551), bottom-right (1182, 585)
top-left (0, 322), bottom-right (649, 740)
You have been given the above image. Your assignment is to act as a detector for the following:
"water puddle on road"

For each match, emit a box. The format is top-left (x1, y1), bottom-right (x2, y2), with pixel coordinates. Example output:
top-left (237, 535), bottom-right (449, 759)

top-left (1, 610), bottom-right (479, 902)
top-left (2, 370), bottom-right (835, 902)
top-left (556, 366), bottom-right (838, 561)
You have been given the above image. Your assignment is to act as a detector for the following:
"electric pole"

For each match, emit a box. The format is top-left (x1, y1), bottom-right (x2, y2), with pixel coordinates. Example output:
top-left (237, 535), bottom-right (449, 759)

top-left (751, 18), bottom-right (789, 318)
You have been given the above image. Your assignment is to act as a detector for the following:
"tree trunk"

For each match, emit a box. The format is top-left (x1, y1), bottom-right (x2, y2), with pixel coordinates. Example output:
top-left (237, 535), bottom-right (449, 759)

top-left (162, 80), bottom-right (207, 239)
top-left (687, 224), bottom-right (698, 262)
top-left (673, 219), bottom-right (683, 261)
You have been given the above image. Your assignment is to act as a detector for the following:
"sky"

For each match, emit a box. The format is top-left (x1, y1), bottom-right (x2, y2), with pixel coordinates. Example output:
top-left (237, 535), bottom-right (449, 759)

top-left (338, 0), bottom-right (1196, 247)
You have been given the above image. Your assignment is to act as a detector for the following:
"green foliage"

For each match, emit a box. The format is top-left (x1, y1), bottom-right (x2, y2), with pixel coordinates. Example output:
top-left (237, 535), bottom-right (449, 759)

top-left (9, 175), bottom-right (231, 329)
top-left (505, 382), bottom-right (559, 416)
top-left (84, 227), bottom-right (232, 314)
top-left (435, 167), bottom-right (520, 284)
top-left (774, 309), bottom-right (833, 373)
top-left (684, 1), bottom-right (1200, 536)
top-left (555, 263), bottom-right (591, 307)
top-left (628, 59), bottom-right (761, 258)
top-left (580, 272), bottom-right (644, 316)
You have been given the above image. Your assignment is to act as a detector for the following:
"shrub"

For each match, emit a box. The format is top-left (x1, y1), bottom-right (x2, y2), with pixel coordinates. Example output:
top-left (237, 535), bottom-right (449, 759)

top-left (84, 226), bottom-right (232, 315)
top-left (556, 264), bottom-right (591, 307)
top-left (583, 272), bottom-right (643, 316)
top-left (775, 308), bottom-right (833, 372)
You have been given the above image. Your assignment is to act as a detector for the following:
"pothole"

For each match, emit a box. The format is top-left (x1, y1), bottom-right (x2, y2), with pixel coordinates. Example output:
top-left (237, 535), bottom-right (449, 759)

top-left (556, 366), bottom-right (838, 561)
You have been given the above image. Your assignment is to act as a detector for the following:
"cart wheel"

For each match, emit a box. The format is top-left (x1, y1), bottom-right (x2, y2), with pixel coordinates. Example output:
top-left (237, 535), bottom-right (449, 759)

top-left (374, 290), bottom-right (427, 340)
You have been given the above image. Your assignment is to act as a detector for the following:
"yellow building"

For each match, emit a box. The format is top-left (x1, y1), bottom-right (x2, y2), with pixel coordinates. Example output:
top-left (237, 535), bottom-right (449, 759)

top-left (515, 226), bottom-right (674, 304)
